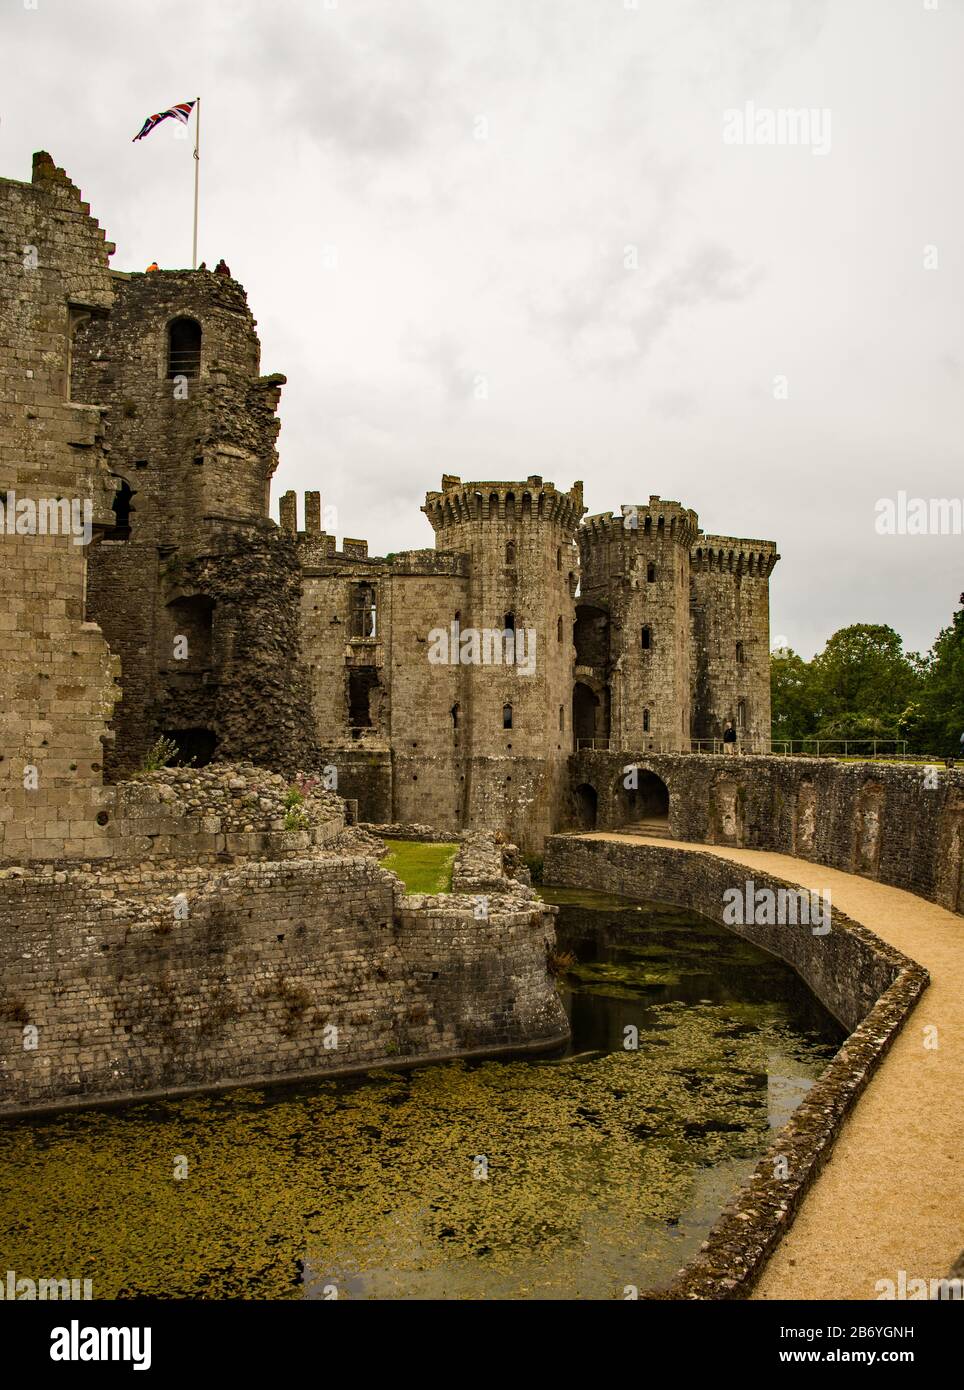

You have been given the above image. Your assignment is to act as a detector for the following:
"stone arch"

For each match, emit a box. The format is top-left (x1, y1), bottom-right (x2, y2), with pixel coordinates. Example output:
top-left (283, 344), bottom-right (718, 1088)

top-left (614, 766), bottom-right (669, 826)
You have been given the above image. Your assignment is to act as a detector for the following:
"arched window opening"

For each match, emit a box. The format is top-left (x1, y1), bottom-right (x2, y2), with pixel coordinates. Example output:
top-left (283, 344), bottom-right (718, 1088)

top-left (503, 612), bottom-right (515, 634)
top-left (647, 562), bottom-right (656, 583)
top-left (505, 493), bottom-right (516, 520)
top-left (643, 708), bottom-right (650, 733)
top-left (737, 699), bottom-right (746, 730)
top-left (167, 317), bottom-right (202, 378)
top-left (736, 640), bottom-right (745, 664)
top-left (505, 540), bottom-right (516, 564)
top-left (641, 625), bottom-right (652, 650)
top-left (557, 615), bottom-right (563, 643)
top-left (556, 547), bottom-right (562, 570)
top-left (502, 703), bottom-right (513, 730)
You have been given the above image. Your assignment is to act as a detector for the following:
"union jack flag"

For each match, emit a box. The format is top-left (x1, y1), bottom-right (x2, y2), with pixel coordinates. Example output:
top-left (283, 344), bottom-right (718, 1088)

top-left (132, 100), bottom-right (196, 142)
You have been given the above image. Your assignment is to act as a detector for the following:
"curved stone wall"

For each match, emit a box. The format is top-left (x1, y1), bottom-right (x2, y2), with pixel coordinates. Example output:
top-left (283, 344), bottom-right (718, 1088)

top-left (543, 834), bottom-right (929, 1298)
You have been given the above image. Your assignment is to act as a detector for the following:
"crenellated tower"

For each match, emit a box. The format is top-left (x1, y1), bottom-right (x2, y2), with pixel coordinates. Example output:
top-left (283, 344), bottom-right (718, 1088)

top-left (689, 536), bottom-right (779, 748)
top-left (579, 498), bottom-right (699, 752)
top-left (422, 475), bottom-right (584, 845)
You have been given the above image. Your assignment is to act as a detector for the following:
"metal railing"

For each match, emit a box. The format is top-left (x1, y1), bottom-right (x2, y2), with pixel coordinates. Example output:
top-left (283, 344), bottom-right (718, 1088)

top-left (573, 736), bottom-right (930, 760)
top-left (769, 738), bottom-right (910, 759)
top-left (167, 349), bottom-right (201, 378)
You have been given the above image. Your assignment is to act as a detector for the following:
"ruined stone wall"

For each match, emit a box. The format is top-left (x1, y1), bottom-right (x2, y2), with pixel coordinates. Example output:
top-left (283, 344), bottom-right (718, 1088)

top-left (292, 487), bottom-right (471, 824)
top-left (0, 153), bottom-right (120, 862)
top-left (0, 833), bottom-right (567, 1110)
top-left (566, 751), bottom-right (964, 913)
top-left (580, 501), bottom-right (699, 752)
top-left (71, 270), bottom-right (288, 775)
top-left (690, 538), bottom-right (778, 748)
top-left (422, 475), bottom-right (583, 850)
top-left (1, 762), bottom-right (344, 867)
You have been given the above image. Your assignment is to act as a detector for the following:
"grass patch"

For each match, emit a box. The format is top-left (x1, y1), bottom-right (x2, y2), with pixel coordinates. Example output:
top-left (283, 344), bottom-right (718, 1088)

top-left (380, 839), bottom-right (458, 894)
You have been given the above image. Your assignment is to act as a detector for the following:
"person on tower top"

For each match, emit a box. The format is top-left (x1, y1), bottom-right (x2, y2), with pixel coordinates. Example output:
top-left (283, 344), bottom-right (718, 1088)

top-left (214, 258), bottom-right (231, 276)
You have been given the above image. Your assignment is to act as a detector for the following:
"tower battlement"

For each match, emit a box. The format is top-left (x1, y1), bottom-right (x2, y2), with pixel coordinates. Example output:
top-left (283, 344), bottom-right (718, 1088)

top-left (692, 536), bottom-right (779, 577)
top-left (423, 475), bottom-right (585, 534)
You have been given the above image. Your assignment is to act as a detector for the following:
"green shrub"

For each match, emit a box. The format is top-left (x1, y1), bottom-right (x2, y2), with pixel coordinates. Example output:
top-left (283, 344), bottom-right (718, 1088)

top-left (141, 735), bottom-right (179, 773)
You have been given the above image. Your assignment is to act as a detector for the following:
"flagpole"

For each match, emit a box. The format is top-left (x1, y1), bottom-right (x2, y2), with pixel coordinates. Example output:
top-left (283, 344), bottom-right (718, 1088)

top-left (192, 97), bottom-right (201, 269)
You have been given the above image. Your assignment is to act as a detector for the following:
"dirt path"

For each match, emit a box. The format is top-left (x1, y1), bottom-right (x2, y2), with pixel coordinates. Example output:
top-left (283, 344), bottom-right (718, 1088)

top-left (580, 832), bottom-right (964, 1300)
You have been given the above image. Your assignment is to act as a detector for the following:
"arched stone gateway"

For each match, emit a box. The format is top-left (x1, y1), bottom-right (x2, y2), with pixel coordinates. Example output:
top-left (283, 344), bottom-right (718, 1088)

top-left (572, 782), bottom-right (598, 830)
top-left (615, 768), bottom-right (670, 831)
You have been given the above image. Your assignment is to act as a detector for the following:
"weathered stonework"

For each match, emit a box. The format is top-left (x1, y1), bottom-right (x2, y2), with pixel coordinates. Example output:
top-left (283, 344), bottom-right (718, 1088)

top-left (0, 816), bottom-right (566, 1112)
top-left (567, 751), bottom-right (964, 914)
top-left (0, 153), bottom-right (121, 864)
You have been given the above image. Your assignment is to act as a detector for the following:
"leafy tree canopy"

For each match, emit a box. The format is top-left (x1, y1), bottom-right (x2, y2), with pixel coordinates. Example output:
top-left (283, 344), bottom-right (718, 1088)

top-left (771, 598), bottom-right (963, 755)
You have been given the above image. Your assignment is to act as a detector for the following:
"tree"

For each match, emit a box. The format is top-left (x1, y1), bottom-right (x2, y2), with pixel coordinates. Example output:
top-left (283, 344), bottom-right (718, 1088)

top-left (807, 624), bottom-right (922, 740)
top-left (899, 594), bottom-right (964, 756)
top-left (770, 649), bottom-right (816, 742)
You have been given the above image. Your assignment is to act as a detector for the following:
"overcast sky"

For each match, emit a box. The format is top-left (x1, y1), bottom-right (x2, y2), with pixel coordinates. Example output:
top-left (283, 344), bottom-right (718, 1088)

top-left (3, 0), bottom-right (961, 657)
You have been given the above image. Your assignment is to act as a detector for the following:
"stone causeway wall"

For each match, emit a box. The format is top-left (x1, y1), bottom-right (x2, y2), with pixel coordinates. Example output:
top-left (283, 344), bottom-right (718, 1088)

top-left (543, 834), bottom-right (929, 1298)
top-left (570, 752), bottom-right (964, 914)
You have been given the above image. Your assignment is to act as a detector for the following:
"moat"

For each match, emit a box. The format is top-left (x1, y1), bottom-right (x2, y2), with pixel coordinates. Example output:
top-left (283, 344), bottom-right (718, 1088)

top-left (0, 889), bottom-right (844, 1300)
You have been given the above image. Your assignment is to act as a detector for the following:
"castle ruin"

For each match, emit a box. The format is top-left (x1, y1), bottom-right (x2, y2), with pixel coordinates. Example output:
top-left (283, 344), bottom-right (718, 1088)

top-left (3, 151), bottom-right (775, 853)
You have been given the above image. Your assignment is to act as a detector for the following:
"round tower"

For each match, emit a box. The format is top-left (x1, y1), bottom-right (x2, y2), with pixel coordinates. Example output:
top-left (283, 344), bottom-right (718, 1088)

top-left (422, 474), bottom-right (585, 847)
top-left (580, 498), bottom-right (699, 753)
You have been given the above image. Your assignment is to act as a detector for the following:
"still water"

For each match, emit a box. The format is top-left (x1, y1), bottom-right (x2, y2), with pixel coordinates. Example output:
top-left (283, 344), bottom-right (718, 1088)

top-left (0, 888), bottom-right (843, 1299)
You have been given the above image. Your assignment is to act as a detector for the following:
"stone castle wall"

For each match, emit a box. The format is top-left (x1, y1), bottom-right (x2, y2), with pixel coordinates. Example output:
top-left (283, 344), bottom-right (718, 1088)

top-left (1, 147), bottom-right (782, 863)
top-left (567, 750), bottom-right (964, 913)
top-left (0, 153), bottom-right (120, 863)
top-left (70, 269), bottom-right (293, 777)
top-left (0, 820), bottom-right (567, 1111)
